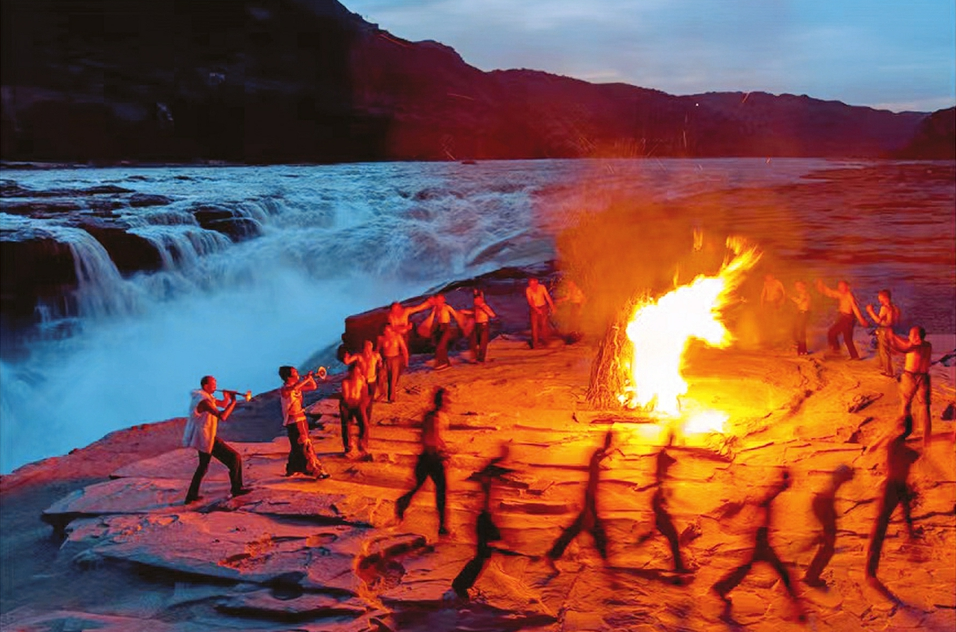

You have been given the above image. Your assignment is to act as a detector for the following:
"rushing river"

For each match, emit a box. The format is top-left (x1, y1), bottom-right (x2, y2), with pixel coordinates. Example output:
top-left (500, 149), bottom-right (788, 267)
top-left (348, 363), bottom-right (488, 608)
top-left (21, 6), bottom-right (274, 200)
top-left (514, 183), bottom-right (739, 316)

top-left (1, 158), bottom-right (953, 473)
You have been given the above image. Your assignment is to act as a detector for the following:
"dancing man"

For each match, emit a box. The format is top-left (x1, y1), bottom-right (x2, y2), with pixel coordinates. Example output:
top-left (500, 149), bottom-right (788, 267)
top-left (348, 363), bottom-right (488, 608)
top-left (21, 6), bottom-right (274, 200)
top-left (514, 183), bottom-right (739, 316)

top-left (183, 375), bottom-right (250, 504)
top-left (451, 444), bottom-right (514, 598)
top-left (866, 289), bottom-right (901, 377)
top-left (816, 279), bottom-right (868, 360)
top-left (396, 387), bottom-right (451, 536)
top-left (866, 416), bottom-right (920, 582)
top-left (803, 464), bottom-right (854, 587)
top-left (635, 440), bottom-right (687, 575)
top-left (380, 323), bottom-right (409, 403)
top-left (889, 326), bottom-right (933, 444)
top-left (339, 363), bottom-right (371, 460)
top-left (712, 468), bottom-right (802, 616)
top-left (546, 430), bottom-right (614, 570)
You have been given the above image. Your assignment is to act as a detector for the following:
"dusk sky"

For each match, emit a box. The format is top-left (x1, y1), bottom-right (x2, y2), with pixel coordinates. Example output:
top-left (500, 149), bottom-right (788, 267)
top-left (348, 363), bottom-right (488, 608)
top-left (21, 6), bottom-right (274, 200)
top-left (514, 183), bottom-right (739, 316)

top-left (344, 0), bottom-right (956, 113)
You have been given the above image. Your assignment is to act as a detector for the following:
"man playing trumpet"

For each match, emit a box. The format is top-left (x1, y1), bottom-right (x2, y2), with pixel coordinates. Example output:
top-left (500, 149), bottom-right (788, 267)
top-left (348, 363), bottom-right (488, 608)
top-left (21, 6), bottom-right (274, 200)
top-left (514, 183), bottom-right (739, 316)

top-left (279, 366), bottom-right (331, 479)
top-left (183, 375), bottom-right (250, 504)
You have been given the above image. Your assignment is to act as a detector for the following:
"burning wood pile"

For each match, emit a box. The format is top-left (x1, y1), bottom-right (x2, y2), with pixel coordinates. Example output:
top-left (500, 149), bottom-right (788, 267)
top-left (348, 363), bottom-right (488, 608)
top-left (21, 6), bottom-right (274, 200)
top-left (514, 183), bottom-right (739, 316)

top-left (588, 235), bottom-right (761, 438)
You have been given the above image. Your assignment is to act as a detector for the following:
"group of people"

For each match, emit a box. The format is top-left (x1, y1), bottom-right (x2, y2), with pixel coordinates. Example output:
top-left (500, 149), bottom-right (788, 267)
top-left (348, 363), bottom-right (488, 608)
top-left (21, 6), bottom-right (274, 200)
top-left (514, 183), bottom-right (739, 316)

top-left (177, 269), bottom-right (942, 611)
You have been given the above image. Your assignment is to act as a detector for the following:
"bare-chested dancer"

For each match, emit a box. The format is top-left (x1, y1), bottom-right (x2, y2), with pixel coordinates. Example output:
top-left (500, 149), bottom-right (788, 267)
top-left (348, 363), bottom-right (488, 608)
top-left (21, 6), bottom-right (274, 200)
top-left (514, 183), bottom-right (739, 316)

top-left (425, 294), bottom-right (458, 370)
top-left (635, 440), bottom-right (687, 575)
top-left (380, 323), bottom-right (409, 403)
top-left (889, 326), bottom-right (933, 444)
top-left (866, 289), bottom-right (902, 377)
top-left (388, 300), bottom-right (431, 341)
top-left (526, 278), bottom-right (555, 349)
top-left (339, 363), bottom-right (370, 459)
top-left (396, 387), bottom-right (451, 536)
top-left (803, 464), bottom-right (854, 587)
top-left (816, 279), bottom-right (868, 360)
top-left (461, 289), bottom-right (497, 362)
top-left (344, 339), bottom-right (383, 422)
top-left (546, 430), bottom-right (614, 570)
top-left (712, 469), bottom-right (802, 617)
top-left (867, 415), bottom-right (919, 581)
top-left (789, 281), bottom-right (811, 355)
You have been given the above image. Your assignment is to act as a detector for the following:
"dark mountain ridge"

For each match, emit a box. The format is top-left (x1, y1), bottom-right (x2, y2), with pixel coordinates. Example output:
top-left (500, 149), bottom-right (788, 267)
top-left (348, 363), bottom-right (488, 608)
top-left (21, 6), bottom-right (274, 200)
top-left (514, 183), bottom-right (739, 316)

top-left (0, 0), bottom-right (950, 163)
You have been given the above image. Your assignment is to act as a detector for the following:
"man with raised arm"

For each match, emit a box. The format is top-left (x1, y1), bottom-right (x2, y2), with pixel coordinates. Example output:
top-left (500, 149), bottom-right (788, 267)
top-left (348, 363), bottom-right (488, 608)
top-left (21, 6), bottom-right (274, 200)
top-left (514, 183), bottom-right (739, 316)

top-left (183, 375), bottom-right (250, 504)
top-left (279, 366), bottom-right (330, 479)
top-left (889, 326), bottom-right (933, 444)
top-left (816, 279), bottom-right (868, 360)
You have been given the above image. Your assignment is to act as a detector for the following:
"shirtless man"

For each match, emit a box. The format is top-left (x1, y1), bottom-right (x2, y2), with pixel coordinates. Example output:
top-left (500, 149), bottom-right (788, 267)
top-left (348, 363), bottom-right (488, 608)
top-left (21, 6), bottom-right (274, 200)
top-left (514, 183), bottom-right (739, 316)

top-left (889, 326), bottom-right (933, 444)
top-left (557, 278), bottom-right (586, 343)
top-left (866, 289), bottom-right (902, 378)
top-left (339, 363), bottom-right (370, 459)
top-left (387, 300), bottom-right (431, 339)
top-left (760, 273), bottom-right (787, 345)
top-left (789, 281), bottom-right (811, 355)
top-left (526, 278), bottom-right (555, 349)
top-left (380, 323), bottom-right (409, 402)
top-left (396, 387), bottom-right (451, 536)
top-left (427, 294), bottom-right (458, 370)
top-left (816, 279), bottom-right (868, 360)
top-left (344, 339), bottom-right (383, 422)
top-left (461, 289), bottom-right (497, 362)
top-left (866, 415), bottom-right (920, 581)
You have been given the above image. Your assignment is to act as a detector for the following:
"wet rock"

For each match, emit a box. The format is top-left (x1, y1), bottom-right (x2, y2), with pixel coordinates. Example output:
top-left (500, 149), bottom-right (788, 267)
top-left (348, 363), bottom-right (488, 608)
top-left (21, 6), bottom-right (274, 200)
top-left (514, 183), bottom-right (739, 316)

top-left (215, 589), bottom-right (367, 621)
top-left (0, 234), bottom-right (78, 330)
top-left (75, 217), bottom-right (164, 275)
top-left (129, 192), bottom-right (173, 207)
top-left (191, 205), bottom-right (261, 242)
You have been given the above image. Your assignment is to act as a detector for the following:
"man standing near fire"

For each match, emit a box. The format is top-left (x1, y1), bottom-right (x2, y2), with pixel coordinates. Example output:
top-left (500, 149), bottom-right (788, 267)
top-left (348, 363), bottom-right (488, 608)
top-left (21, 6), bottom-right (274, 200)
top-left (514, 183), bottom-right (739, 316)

top-left (816, 278), bottom-right (868, 360)
top-left (889, 326), bottom-right (933, 444)
top-left (183, 375), bottom-right (249, 504)
top-left (866, 289), bottom-right (901, 378)
top-left (526, 277), bottom-right (555, 349)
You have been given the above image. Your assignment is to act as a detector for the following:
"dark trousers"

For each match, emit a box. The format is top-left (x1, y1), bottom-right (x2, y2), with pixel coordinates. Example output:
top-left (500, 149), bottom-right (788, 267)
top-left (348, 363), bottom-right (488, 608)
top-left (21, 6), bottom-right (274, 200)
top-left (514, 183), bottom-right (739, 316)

top-left (396, 452), bottom-right (447, 530)
top-left (867, 481), bottom-right (914, 576)
top-left (339, 401), bottom-right (369, 453)
top-left (385, 355), bottom-right (403, 402)
top-left (654, 507), bottom-right (685, 573)
top-left (530, 308), bottom-right (550, 348)
top-left (900, 372), bottom-right (932, 441)
top-left (186, 437), bottom-right (243, 501)
top-left (713, 528), bottom-right (796, 597)
top-left (805, 498), bottom-right (836, 582)
top-left (452, 510), bottom-right (501, 597)
top-left (470, 322), bottom-right (490, 362)
top-left (285, 421), bottom-right (309, 475)
top-left (793, 310), bottom-right (809, 355)
top-left (547, 505), bottom-right (607, 560)
top-left (827, 312), bottom-right (859, 359)
top-left (433, 323), bottom-right (452, 367)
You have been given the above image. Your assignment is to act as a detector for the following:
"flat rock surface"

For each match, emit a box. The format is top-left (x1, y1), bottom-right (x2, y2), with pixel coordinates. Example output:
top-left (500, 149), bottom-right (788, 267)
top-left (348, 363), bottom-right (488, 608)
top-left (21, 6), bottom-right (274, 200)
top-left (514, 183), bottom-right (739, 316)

top-left (4, 329), bottom-right (955, 631)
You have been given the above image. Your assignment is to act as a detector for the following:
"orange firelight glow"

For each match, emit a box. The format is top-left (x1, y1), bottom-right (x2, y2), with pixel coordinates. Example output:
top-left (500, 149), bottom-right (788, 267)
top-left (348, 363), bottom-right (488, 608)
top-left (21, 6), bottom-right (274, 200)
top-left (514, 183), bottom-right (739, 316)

top-left (620, 236), bottom-right (760, 433)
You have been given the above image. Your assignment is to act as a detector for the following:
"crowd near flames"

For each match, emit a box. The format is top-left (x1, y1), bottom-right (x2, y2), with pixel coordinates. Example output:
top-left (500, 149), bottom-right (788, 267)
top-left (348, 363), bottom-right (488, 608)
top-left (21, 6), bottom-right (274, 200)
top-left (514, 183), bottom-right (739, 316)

top-left (619, 236), bottom-right (762, 435)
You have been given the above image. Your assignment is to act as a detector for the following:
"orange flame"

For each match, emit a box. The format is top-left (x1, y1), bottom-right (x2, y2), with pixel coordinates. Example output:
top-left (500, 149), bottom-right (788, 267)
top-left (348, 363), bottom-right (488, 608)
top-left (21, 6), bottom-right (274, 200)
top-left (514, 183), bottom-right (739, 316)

top-left (620, 237), bottom-right (760, 432)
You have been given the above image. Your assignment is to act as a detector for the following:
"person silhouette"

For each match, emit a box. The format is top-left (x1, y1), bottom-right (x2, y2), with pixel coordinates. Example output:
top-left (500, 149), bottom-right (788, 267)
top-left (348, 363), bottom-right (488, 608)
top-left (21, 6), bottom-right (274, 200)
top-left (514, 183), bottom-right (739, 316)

top-left (450, 444), bottom-right (514, 598)
top-left (866, 415), bottom-right (920, 581)
top-left (712, 468), bottom-right (802, 617)
top-left (546, 430), bottom-right (614, 571)
top-left (396, 387), bottom-right (451, 535)
top-left (803, 464), bottom-right (854, 587)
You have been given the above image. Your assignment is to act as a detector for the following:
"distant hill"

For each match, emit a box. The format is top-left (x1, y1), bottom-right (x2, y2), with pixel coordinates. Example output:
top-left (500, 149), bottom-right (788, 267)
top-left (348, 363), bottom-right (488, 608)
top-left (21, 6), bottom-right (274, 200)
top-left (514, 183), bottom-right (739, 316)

top-left (896, 107), bottom-right (956, 159)
top-left (0, 0), bottom-right (948, 163)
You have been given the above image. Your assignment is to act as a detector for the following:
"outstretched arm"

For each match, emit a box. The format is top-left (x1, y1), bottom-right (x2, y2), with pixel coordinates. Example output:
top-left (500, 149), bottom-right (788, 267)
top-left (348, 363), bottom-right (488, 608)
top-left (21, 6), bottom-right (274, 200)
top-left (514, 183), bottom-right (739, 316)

top-left (405, 300), bottom-right (432, 317)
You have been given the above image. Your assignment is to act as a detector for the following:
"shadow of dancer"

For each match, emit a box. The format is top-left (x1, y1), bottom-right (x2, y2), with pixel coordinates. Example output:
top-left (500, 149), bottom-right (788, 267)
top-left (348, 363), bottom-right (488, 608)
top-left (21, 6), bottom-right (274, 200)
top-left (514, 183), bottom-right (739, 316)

top-left (546, 430), bottom-right (614, 572)
top-left (634, 439), bottom-right (687, 577)
top-left (803, 464), bottom-right (854, 588)
top-left (396, 387), bottom-right (450, 536)
top-left (712, 468), bottom-right (804, 620)
top-left (866, 415), bottom-right (920, 584)
top-left (450, 444), bottom-right (514, 598)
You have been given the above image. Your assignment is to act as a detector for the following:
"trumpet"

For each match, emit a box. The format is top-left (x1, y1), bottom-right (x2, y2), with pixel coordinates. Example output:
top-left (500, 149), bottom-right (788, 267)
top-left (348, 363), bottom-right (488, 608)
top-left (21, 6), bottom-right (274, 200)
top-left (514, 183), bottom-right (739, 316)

top-left (312, 366), bottom-right (328, 380)
top-left (219, 389), bottom-right (253, 402)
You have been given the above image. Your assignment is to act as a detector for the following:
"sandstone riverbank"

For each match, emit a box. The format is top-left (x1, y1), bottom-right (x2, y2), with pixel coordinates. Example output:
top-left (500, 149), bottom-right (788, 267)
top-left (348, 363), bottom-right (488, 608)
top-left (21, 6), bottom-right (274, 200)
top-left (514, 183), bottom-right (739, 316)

top-left (1, 294), bottom-right (954, 632)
